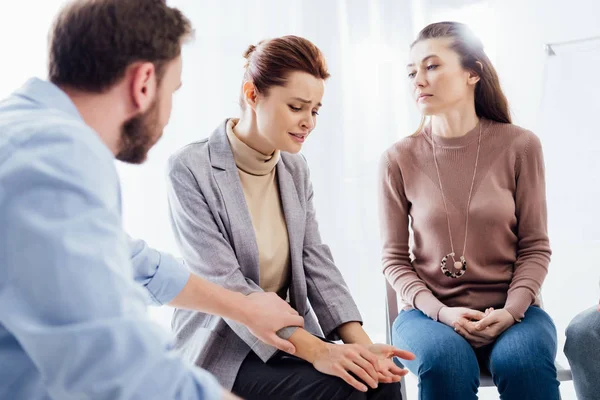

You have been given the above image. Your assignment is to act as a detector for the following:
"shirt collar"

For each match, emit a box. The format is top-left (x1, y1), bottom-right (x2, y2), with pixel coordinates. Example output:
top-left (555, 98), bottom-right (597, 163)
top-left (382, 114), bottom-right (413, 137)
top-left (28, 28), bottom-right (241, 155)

top-left (13, 78), bottom-right (84, 122)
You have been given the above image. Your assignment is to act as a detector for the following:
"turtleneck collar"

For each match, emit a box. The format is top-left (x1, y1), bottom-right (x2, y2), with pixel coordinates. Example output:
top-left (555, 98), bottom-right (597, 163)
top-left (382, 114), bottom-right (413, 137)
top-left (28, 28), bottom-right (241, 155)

top-left (226, 118), bottom-right (280, 176)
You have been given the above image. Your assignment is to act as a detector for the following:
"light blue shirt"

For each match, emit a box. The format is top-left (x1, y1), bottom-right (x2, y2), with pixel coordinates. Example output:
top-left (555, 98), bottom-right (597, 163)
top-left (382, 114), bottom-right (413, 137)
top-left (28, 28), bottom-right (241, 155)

top-left (0, 79), bottom-right (221, 400)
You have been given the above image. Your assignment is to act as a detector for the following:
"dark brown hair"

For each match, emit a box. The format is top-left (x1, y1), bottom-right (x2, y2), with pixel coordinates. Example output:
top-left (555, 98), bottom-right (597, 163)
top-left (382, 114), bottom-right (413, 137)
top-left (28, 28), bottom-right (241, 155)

top-left (48, 0), bottom-right (193, 93)
top-left (240, 35), bottom-right (330, 108)
top-left (413, 21), bottom-right (511, 125)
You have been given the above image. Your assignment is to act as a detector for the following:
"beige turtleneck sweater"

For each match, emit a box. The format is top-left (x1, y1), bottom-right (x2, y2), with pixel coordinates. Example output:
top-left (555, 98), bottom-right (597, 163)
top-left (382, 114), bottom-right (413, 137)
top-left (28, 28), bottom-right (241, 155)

top-left (379, 119), bottom-right (551, 322)
top-left (226, 119), bottom-right (291, 298)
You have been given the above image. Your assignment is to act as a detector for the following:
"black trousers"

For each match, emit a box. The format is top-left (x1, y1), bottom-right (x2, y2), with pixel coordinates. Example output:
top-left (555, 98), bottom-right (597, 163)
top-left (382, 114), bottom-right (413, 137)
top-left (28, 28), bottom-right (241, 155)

top-left (232, 351), bottom-right (403, 400)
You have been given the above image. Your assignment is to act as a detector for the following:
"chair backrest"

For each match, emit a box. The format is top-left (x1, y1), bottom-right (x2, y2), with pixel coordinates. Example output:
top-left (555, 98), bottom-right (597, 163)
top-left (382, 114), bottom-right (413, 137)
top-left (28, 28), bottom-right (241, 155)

top-left (385, 281), bottom-right (398, 344)
top-left (384, 281), bottom-right (408, 399)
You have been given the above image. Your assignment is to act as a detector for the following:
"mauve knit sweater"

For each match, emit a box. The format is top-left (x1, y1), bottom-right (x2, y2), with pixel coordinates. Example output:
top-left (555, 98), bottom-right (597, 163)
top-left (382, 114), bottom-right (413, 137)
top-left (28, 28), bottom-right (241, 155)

top-left (378, 119), bottom-right (551, 322)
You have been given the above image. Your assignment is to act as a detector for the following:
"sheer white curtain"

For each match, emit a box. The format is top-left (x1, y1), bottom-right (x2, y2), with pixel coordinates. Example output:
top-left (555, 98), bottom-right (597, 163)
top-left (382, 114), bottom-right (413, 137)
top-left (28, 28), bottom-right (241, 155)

top-left (0, 0), bottom-right (69, 97)
top-left (539, 38), bottom-right (600, 350)
top-left (536, 39), bottom-right (600, 400)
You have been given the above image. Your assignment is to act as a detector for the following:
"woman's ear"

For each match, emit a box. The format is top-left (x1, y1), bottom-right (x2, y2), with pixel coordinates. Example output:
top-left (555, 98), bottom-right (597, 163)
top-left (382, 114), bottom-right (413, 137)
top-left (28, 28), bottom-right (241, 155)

top-left (468, 61), bottom-right (483, 85)
top-left (242, 81), bottom-right (258, 111)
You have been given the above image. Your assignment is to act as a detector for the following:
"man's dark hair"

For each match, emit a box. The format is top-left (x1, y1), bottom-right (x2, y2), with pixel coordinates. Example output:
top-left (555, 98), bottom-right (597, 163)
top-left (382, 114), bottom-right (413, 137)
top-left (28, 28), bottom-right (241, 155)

top-left (48, 0), bottom-right (193, 92)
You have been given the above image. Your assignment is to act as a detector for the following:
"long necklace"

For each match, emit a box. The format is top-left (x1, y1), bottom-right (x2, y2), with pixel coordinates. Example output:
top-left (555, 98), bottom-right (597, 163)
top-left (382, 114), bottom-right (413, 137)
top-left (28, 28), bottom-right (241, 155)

top-left (431, 120), bottom-right (483, 279)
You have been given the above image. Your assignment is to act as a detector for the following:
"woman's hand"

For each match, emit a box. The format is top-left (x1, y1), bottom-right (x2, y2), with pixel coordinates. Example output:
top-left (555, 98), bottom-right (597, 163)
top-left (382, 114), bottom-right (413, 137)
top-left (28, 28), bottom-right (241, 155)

top-left (453, 308), bottom-right (515, 348)
top-left (473, 308), bottom-right (516, 337)
top-left (311, 343), bottom-right (381, 392)
top-left (439, 306), bottom-right (492, 348)
top-left (366, 344), bottom-right (415, 383)
top-left (438, 306), bottom-right (486, 328)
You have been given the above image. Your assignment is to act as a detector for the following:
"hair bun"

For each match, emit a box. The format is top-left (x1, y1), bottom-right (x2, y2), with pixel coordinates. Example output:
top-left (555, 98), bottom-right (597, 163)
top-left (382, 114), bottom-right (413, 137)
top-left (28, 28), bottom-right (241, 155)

top-left (243, 44), bottom-right (257, 59)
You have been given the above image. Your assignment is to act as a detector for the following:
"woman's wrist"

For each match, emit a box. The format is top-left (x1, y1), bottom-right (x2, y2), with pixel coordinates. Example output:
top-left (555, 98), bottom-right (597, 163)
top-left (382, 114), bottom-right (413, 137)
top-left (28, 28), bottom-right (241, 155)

top-left (337, 322), bottom-right (372, 346)
top-left (288, 328), bottom-right (329, 363)
top-left (437, 306), bottom-right (448, 323)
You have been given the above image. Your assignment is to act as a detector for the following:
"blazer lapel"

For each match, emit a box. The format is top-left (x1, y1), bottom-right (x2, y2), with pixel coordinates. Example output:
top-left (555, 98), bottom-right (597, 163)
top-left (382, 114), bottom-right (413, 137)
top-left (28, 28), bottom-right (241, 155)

top-left (209, 121), bottom-right (260, 284)
top-left (277, 158), bottom-right (308, 314)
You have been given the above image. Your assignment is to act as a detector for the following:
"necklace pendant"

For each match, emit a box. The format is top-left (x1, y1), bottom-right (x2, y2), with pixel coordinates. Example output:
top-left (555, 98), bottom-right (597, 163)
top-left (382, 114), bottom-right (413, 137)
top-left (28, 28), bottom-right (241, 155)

top-left (433, 121), bottom-right (482, 280)
top-left (441, 253), bottom-right (467, 278)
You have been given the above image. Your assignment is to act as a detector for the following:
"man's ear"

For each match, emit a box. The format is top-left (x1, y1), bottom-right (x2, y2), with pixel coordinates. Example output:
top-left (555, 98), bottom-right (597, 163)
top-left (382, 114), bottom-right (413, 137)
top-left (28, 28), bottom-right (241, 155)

top-left (130, 62), bottom-right (157, 113)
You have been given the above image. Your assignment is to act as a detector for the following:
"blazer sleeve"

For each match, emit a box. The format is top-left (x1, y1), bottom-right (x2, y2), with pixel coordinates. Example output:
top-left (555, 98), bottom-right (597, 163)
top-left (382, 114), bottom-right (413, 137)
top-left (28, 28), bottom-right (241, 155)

top-left (300, 157), bottom-right (363, 340)
top-left (166, 156), bottom-right (296, 362)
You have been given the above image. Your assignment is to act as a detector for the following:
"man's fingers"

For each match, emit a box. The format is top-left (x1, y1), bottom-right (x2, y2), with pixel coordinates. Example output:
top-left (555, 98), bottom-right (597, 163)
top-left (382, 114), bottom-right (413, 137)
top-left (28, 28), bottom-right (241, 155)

top-left (282, 314), bottom-right (304, 328)
top-left (268, 334), bottom-right (296, 354)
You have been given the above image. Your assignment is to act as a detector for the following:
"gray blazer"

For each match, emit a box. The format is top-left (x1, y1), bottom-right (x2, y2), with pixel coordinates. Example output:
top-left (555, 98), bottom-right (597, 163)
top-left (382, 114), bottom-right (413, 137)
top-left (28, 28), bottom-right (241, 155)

top-left (166, 120), bottom-right (363, 389)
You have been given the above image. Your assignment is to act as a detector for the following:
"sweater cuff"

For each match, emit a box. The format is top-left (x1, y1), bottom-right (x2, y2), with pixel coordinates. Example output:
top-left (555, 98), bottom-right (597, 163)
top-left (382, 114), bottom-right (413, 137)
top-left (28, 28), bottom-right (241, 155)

top-left (504, 288), bottom-right (534, 322)
top-left (414, 291), bottom-right (446, 321)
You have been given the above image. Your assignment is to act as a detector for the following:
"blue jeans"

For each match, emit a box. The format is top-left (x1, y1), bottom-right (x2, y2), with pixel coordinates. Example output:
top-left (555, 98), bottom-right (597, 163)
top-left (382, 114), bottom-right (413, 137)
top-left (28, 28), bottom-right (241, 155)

top-left (393, 306), bottom-right (559, 400)
top-left (564, 306), bottom-right (600, 400)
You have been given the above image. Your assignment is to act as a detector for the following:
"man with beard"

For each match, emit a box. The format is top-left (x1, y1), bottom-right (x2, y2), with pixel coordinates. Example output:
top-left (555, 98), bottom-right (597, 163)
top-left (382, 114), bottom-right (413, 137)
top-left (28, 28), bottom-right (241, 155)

top-left (0, 1), bottom-right (303, 399)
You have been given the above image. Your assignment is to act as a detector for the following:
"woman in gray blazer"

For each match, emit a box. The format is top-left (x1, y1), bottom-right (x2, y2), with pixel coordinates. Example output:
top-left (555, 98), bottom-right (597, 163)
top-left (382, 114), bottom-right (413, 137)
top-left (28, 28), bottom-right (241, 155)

top-left (166, 36), bottom-right (414, 400)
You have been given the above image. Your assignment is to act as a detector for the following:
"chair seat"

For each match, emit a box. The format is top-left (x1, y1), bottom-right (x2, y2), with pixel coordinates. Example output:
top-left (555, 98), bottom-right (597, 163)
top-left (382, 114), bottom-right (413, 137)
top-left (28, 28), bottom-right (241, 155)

top-left (480, 372), bottom-right (495, 387)
top-left (480, 361), bottom-right (573, 387)
top-left (556, 362), bottom-right (573, 381)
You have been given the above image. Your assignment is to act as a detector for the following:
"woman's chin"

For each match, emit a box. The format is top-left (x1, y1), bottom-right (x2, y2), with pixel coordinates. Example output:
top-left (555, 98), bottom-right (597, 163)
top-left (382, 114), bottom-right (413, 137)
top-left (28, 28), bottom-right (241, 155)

top-left (285, 144), bottom-right (303, 154)
top-left (283, 137), bottom-right (304, 154)
top-left (418, 106), bottom-right (437, 116)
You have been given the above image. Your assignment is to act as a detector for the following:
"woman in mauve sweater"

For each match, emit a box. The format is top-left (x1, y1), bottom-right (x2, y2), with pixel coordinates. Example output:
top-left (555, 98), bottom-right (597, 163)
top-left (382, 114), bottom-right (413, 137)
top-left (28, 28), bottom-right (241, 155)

top-left (379, 22), bottom-right (559, 400)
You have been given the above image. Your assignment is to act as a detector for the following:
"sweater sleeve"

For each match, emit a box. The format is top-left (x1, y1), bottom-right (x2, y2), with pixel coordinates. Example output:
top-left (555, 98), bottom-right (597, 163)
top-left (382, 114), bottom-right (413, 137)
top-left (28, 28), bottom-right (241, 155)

top-left (504, 133), bottom-right (552, 321)
top-left (378, 150), bottom-right (446, 320)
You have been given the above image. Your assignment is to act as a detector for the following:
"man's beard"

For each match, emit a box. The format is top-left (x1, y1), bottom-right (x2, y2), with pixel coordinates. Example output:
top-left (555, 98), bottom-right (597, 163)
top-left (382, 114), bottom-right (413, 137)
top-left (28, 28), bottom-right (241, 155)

top-left (116, 98), bottom-right (162, 164)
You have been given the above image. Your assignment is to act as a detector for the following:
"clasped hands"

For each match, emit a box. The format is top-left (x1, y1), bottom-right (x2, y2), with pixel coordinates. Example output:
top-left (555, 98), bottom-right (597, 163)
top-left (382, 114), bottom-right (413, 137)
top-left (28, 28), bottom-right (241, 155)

top-left (438, 306), bottom-right (516, 348)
